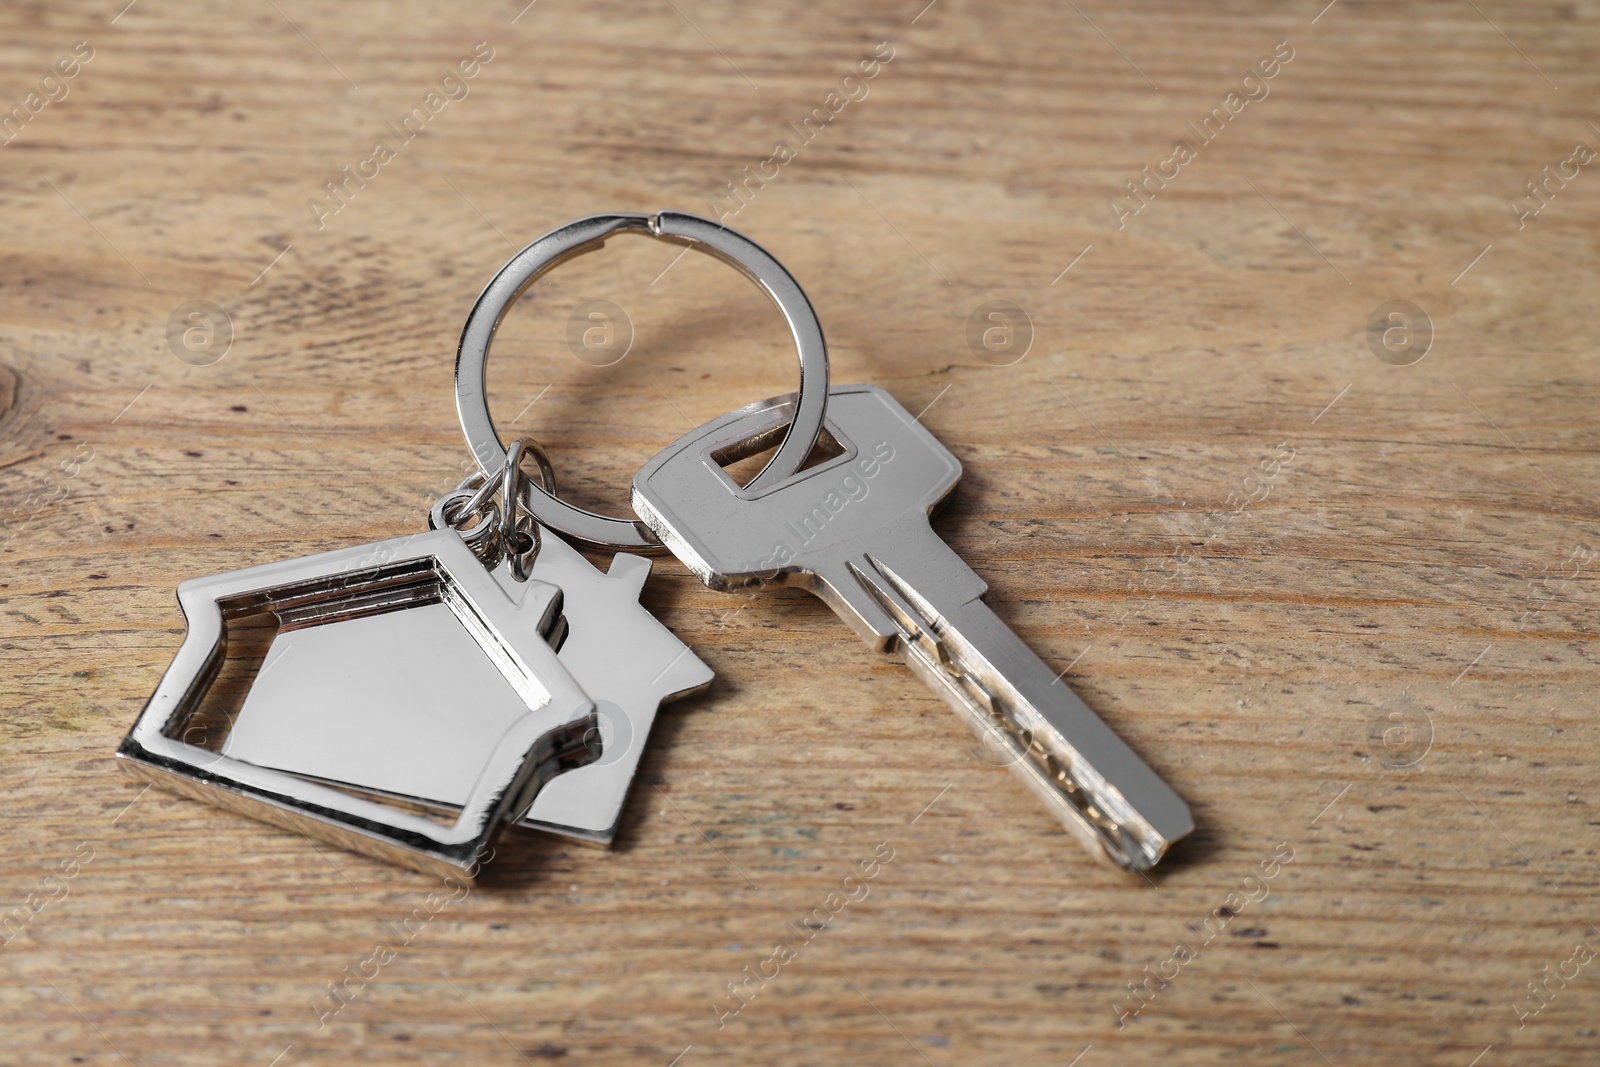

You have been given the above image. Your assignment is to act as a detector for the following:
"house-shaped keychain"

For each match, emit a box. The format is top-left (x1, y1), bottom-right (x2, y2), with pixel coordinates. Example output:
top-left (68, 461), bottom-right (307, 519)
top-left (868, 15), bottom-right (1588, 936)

top-left (117, 527), bottom-right (598, 881)
top-left (217, 531), bottom-right (713, 848)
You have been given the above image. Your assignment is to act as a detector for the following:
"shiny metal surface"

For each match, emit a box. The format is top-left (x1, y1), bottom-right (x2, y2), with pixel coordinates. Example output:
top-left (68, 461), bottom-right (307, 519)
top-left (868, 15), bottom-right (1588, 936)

top-left (430, 436), bottom-right (556, 574)
top-left (431, 486), bottom-right (503, 566)
top-left (516, 532), bottom-right (714, 840)
top-left (223, 530), bottom-right (714, 846)
top-left (115, 528), bottom-right (597, 881)
top-left (454, 211), bottom-right (829, 550)
top-left (633, 385), bottom-right (1194, 873)
top-left (499, 439), bottom-right (542, 581)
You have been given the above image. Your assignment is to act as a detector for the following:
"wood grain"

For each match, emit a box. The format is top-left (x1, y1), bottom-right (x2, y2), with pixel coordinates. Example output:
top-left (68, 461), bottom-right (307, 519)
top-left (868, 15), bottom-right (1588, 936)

top-left (1, 1), bottom-right (1597, 1064)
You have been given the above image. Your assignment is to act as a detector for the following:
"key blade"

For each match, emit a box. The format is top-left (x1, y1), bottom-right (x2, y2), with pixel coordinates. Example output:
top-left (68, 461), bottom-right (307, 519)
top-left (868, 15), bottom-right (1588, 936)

top-left (845, 546), bottom-right (1193, 873)
top-left (634, 383), bottom-right (1193, 872)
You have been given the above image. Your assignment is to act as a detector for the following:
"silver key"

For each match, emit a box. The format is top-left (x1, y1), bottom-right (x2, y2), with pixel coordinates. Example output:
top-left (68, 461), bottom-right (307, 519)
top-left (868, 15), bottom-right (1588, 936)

top-left (633, 384), bottom-right (1193, 872)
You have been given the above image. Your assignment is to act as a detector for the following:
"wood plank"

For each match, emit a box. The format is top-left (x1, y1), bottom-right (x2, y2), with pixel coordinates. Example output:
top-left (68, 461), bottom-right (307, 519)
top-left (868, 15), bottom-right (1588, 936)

top-left (1, 1), bottom-right (1596, 1064)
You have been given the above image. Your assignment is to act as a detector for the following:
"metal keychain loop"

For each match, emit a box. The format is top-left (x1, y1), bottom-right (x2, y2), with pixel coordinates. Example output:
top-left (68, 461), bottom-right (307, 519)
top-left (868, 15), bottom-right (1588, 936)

top-left (429, 437), bottom-right (557, 575)
top-left (454, 211), bottom-right (830, 551)
top-left (500, 439), bottom-right (542, 582)
top-left (429, 487), bottom-right (502, 564)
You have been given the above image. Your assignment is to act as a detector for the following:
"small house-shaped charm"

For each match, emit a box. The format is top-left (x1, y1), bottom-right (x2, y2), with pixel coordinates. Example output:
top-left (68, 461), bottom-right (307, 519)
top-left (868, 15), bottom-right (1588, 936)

top-left (222, 531), bottom-right (714, 847)
top-left (116, 528), bottom-right (597, 881)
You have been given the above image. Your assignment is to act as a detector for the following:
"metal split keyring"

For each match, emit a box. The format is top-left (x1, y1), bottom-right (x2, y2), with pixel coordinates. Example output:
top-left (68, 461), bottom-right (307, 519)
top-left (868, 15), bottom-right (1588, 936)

top-left (429, 438), bottom-right (556, 581)
top-left (454, 211), bottom-right (830, 552)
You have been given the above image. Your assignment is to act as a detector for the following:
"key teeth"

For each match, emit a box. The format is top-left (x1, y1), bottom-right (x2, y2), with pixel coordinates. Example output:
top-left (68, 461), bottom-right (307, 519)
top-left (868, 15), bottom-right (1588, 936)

top-left (862, 554), bottom-right (1185, 873)
top-left (629, 383), bottom-right (1192, 872)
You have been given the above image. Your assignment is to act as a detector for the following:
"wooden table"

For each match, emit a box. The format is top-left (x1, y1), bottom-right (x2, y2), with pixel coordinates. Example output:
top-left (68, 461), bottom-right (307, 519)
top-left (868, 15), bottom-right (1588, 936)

top-left (1, 1), bottom-right (1596, 1064)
